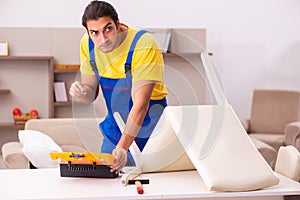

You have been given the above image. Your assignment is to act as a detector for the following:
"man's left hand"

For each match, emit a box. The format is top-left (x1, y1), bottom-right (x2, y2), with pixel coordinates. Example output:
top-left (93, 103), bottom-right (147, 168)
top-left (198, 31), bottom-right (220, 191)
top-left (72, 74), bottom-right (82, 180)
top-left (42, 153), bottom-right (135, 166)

top-left (111, 147), bottom-right (127, 174)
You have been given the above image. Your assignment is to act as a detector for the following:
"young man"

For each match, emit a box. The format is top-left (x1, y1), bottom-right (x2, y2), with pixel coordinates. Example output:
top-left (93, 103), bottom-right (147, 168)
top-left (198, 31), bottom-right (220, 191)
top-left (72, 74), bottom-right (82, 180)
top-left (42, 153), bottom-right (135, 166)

top-left (69, 0), bottom-right (168, 173)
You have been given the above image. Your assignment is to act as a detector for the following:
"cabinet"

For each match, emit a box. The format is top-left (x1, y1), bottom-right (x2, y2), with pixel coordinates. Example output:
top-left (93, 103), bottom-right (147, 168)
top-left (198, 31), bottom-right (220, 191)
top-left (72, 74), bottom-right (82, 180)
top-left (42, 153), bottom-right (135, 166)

top-left (0, 56), bottom-right (54, 152)
top-left (0, 56), bottom-right (54, 125)
top-left (53, 68), bottom-right (78, 118)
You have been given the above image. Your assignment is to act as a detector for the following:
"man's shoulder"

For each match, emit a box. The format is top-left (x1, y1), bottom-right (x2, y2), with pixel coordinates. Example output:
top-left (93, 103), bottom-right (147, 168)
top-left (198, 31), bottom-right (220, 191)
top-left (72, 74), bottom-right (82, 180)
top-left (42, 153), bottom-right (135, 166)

top-left (80, 33), bottom-right (89, 42)
top-left (125, 27), bottom-right (157, 48)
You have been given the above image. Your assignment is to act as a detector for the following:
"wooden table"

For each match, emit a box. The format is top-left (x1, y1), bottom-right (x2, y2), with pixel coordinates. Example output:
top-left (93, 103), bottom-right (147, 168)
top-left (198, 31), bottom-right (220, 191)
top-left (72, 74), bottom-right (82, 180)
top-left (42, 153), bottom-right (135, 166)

top-left (0, 168), bottom-right (299, 200)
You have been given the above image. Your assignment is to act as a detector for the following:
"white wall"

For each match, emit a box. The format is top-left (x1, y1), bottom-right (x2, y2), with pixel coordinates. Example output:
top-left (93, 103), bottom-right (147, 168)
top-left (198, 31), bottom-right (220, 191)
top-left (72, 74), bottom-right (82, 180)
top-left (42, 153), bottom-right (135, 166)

top-left (1, 0), bottom-right (300, 119)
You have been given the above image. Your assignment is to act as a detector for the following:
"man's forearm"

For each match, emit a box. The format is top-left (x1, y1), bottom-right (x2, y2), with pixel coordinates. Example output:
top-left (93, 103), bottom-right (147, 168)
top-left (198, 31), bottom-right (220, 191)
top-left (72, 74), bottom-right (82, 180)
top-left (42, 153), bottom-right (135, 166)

top-left (116, 80), bottom-right (155, 151)
top-left (117, 103), bottom-right (149, 151)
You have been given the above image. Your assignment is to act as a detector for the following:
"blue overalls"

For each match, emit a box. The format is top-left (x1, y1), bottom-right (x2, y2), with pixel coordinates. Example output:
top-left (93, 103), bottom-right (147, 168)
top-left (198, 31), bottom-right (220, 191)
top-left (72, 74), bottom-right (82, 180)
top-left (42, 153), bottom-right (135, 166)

top-left (88, 30), bottom-right (167, 164)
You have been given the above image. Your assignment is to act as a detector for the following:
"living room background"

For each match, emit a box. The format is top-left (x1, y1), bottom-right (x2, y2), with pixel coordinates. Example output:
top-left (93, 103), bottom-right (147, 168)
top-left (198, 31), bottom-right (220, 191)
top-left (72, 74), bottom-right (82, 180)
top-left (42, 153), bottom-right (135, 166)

top-left (0, 0), bottom-right (299, 119)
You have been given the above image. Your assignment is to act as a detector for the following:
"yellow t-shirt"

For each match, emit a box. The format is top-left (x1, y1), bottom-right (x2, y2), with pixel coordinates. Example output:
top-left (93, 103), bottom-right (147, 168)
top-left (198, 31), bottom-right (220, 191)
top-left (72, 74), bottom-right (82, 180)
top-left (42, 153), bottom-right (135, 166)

top-left (80, 26), bottom-right (168, 100)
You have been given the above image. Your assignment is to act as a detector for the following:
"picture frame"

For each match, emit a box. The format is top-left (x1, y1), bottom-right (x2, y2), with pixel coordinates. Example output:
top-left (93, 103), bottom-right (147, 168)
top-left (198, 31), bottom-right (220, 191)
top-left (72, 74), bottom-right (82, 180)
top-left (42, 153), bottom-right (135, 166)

top-left (53, 82), bottom-right (68, 102)
top-left (0, 41), bottom-right (8, 56)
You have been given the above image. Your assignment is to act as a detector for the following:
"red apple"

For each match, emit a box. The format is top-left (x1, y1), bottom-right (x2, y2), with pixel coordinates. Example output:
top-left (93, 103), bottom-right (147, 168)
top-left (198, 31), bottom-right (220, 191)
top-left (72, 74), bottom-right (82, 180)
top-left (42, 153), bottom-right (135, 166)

top-left (30, 109), bottom-right (38, 116)
top-left (12, 108), bottom-right (21, 116)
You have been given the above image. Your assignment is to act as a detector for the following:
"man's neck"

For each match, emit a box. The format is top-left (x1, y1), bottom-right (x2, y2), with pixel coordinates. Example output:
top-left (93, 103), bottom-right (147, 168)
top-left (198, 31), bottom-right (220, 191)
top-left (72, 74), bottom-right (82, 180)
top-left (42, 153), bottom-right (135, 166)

top-left (117, 23), bottom-right (128, 46)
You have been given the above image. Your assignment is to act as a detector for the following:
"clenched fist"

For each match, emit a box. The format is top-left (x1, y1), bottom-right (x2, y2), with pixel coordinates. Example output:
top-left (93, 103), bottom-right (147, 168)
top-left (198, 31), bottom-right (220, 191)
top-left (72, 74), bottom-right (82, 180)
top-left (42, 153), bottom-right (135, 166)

top-left (69, 81), bottom-right (87, 98)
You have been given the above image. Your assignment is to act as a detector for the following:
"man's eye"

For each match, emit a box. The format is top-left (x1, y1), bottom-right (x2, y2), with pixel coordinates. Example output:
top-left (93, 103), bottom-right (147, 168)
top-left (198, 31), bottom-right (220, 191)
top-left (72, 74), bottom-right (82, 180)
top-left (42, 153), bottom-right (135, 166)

top-left (105, 27), bottom-right (112, 32)
top-left (91, 31), bottom-right (98, 35)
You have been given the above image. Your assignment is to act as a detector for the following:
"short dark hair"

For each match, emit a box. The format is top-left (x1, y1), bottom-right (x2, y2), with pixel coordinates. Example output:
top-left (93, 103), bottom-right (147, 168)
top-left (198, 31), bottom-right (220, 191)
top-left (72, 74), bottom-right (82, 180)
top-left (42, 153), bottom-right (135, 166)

top-left (82, 1), bottom-right (119, 29)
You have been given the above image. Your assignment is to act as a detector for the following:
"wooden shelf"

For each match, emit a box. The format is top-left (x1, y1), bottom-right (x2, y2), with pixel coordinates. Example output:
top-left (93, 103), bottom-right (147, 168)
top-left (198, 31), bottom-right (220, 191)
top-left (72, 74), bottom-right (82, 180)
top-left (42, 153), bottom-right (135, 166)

top-left (0, 122), bottom-right (24, 129)
top-left (54, 101), bottom-right (88, 107)
top-left (54, 102), bottom-right (72, 107)
top-left (0, 56), bottom-right (54, 61)
top-left (54, 69), bottom-right (79, 74)
top-left (0, 89), bottom-right (10, 94)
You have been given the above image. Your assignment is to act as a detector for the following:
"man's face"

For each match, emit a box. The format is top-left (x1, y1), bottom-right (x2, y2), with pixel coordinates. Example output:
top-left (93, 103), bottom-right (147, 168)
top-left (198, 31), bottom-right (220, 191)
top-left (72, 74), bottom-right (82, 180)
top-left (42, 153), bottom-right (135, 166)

top-left (87, 16), bottom-right (119, 53)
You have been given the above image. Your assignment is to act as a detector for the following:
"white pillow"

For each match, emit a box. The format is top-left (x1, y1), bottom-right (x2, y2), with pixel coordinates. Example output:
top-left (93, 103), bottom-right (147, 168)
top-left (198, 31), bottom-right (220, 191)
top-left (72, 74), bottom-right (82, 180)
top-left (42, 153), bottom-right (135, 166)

top-left (18, 130), bottom-right (63, 168)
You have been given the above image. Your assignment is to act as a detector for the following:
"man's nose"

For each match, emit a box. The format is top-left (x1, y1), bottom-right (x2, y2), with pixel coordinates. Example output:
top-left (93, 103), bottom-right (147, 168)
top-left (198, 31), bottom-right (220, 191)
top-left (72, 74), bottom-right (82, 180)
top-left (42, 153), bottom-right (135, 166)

top-left (98, 33), bottom-right (108, 44)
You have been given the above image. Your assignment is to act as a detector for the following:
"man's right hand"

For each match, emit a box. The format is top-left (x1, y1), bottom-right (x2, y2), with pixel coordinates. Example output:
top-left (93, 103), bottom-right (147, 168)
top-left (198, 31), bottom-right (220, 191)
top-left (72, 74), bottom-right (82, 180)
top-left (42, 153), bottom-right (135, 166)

top-left (69, 81), bottom-right (87, 99)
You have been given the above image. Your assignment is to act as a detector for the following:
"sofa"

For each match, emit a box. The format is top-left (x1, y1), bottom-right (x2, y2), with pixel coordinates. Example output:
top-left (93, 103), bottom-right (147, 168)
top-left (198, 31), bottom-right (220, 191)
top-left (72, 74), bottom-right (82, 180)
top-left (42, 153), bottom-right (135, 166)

top-left (243, 89), bottom-right (300, 152)
top-left (2, 118), bottom-right (104, 169)
top-left (2, 113), bottom-right (278, 170)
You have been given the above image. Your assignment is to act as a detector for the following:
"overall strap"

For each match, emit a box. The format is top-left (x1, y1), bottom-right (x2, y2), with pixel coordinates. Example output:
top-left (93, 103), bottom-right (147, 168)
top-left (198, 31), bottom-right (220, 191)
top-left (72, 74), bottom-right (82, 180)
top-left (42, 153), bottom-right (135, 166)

top-left (88, 37), bottom-right (101, 80)
top-left (124, 30), bottom-right (148, 72)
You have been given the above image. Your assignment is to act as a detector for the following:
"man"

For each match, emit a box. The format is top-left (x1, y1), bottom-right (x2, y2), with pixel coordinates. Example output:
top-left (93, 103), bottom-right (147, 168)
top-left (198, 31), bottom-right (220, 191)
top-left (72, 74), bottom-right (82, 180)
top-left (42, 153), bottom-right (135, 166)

top-left (69, 0), bottom-right (168, 174)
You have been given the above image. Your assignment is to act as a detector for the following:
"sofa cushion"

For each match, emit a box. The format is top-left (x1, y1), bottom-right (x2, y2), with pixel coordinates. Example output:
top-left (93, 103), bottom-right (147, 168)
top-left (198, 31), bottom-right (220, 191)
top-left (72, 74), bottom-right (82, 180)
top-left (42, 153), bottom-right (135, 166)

top-left (2, 142), bottom-right (29, 169)
top-left (249, 133), bottom-right (285, 151)
top-left (18, 130), bottom-right (63, 168)
top-left (251, 138), bottom-right (277, 169)
top-left (275, 145), bottom-right (300, 181)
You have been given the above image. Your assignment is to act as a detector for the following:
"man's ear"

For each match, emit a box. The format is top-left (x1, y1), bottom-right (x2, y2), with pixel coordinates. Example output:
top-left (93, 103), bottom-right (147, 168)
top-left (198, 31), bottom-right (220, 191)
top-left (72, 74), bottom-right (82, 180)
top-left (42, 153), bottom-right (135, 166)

top-left (116, 20), bottom-right (120, 29)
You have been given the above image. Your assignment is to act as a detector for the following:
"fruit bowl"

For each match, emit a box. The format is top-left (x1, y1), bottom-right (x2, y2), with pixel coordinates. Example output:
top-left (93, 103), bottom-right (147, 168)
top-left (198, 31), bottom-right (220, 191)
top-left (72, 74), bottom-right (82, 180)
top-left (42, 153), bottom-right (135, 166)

top-left (14, 114), bottom-right (38, 125)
